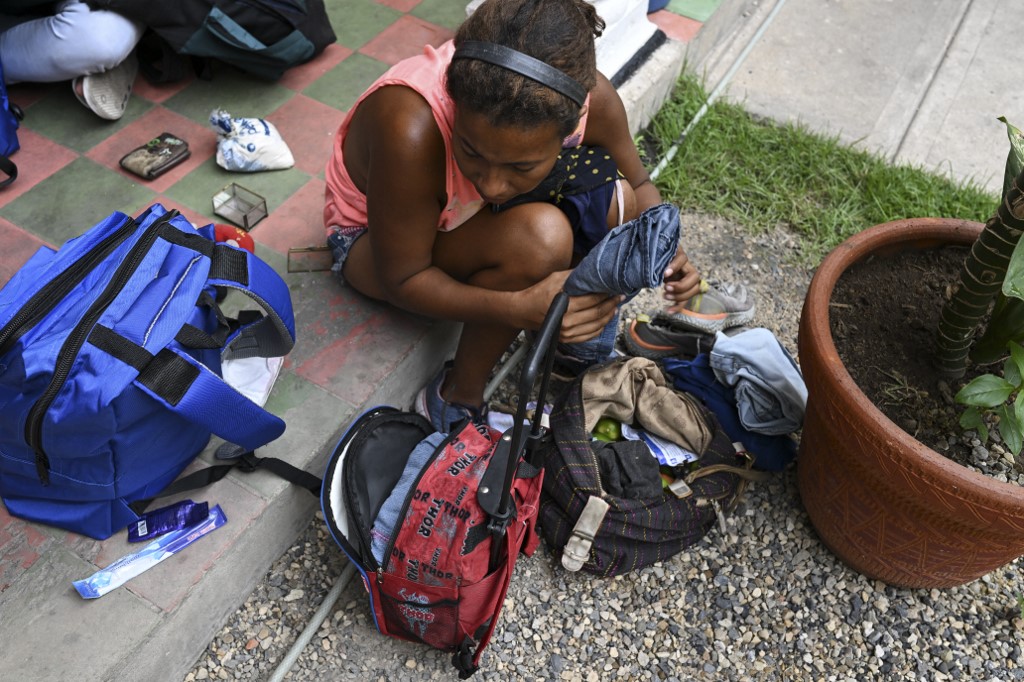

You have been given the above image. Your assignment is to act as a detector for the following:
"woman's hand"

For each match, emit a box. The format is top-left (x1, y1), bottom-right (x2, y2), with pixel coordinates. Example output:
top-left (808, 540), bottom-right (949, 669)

top-left (662, 245), bottom-right (702, 314)
top-left (517, 270), bottom-right (621, 343)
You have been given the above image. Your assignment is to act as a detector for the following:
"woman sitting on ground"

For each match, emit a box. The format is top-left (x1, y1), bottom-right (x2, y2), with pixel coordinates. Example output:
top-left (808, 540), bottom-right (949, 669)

top-left (323, 0), bottom-right (701, 431)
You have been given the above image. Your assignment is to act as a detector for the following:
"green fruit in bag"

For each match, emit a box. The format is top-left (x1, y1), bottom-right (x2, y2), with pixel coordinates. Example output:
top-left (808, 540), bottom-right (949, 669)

top-left (593, 417), bottom-right (622, 442)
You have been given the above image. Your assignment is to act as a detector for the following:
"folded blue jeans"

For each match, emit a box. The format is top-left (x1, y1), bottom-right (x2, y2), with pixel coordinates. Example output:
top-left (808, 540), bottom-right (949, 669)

top-left (563, 202), bottom-right (680, 299)
top-left (709, 328), bottom-right (807, 436)
top-left (561, 202), bottom-right (681, 362)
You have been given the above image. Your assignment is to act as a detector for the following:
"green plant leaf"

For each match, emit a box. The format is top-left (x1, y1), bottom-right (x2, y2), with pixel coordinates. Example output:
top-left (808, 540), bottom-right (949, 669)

top-left (972, 295), bottom-right (1024, 364)
top-left (1009, 341), bottom-right (1024, 387)
top-left (960, 406), bottom-right (984, 428)
top-left (1004, 355), bottom-right (1023, 388)
top-left (955, 374), bottom-right (1016, 407)
top-left (999, 116), bottom-right (1024, 201)
top-left (959, 406), bottom-right (989, 443)
top-left (997, 404), bottom-right (1024, 455)
top-left (1015, 391), bottom-right (1024, 426)
top-left (1002, 235), bottom-right (1024, 301)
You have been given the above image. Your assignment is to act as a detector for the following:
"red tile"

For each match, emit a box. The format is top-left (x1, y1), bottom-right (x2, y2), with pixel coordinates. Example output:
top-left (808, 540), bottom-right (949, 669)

top-left (360, 15), bottom-right (454, 65)
top-left (266, 94), bottom-right (344, 176)
top-left (0, 217), bottom-right (49, 286)
top-left (7, 82), bottom-right (59, 110)
top-left (0, 505), bottom-right (55, 593)
top-left (649, 11), bottom-right (702, 43)
top-left (84, 107), bottom-right (217, 194)
top-left (279, 43), bottom-right (353, 92)
top-left (294, 308), bottom-right (429, 403)
top-left (132, 74), bottom-right (194, 105)
top-left (0, 129), bottom-right (78, 209)
top-left (250, 177), bottom-right (327, 256)
top-left (376, 0), bottom-right (422, 12)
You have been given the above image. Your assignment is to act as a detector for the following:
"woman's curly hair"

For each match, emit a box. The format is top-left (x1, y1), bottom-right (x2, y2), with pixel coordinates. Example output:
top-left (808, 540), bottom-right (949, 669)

top-left (446, 0), bottom-right (605, 139)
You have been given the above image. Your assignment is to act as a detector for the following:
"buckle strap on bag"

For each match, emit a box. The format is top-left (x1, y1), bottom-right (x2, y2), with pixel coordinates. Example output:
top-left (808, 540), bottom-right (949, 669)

top-left (128, 448), bottom-right (320, 515)
top-left (562, 494), bottom-right (610, 572)
top-left (452, 637), bottom-right (479, 679)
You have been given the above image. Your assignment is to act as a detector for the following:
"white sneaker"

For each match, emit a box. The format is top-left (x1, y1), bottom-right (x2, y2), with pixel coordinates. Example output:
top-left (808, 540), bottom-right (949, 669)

top-left (73, 53), bottom-right (138, 121)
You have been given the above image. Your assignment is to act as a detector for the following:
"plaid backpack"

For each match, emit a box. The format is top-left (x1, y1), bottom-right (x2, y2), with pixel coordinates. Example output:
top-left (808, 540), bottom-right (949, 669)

top-left (321, 294), bottom-right (566, 677)
top-left (536, 357), bottom-right (768, 577)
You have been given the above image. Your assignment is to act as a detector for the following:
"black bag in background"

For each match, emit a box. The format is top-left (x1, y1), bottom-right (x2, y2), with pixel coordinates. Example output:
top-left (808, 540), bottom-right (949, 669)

top-left (89, 0), bottom-right (336, 81)
top-left (536, 357), bottom-right (769, 578)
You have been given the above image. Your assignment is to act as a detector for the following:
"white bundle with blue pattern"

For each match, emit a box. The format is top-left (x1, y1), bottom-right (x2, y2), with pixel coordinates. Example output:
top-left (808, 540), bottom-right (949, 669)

top-left (210, 109), bottom-right (294, 172)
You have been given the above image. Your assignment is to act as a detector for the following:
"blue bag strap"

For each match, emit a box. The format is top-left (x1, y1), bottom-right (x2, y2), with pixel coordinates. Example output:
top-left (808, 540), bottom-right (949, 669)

top-left (153, 221), bottom-right (296, 359)
top-left (88, 324), bottom-right (285, 450)
top-left (135, 346), bottom-right (285, 450)
top-left (210, 245), bottom-right (296, 359)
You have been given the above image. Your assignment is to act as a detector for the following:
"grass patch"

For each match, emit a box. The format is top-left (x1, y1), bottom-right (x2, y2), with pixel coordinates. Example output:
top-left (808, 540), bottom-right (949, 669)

top-left (641, 74), bottom-right (999, 263)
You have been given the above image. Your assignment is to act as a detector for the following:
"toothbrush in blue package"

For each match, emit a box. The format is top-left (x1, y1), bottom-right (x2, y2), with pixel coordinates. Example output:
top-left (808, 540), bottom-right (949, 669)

top-left (73, 505), bottom-right (227, 599)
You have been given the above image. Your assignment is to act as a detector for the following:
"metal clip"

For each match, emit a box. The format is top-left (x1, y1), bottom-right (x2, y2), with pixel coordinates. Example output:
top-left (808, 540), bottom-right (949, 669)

top-left (711, 498), bottom-right (728, 535)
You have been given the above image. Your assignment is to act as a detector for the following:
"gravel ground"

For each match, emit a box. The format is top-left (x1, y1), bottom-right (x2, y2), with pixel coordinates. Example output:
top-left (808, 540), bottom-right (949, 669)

top-left (185, 211), bottom-right (1024, 682)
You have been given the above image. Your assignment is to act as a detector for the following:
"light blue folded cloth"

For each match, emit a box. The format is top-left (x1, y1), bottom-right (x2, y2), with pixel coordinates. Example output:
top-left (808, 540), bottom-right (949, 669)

top-left (709, 328), bottom-right (807, 436)
top-left (563, 202), bottom-right (680, 298)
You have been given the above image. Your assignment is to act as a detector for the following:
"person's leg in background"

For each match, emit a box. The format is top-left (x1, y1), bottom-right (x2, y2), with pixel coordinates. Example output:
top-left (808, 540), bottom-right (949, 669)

top-left (0, 0), bottom-right (144, 119)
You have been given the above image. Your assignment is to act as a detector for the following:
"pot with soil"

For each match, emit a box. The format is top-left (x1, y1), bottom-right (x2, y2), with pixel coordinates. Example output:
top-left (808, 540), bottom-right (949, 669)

top-left (797, 216), bottom-right (1024, 588)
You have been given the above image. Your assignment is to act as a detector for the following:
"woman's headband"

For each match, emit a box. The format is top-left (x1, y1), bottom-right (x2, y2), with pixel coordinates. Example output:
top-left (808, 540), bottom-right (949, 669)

top-left (452, 40), bottom-right (587, 108)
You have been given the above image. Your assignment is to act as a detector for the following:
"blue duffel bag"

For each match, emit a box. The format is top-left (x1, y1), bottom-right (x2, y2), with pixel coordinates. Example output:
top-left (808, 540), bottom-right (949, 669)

top-left (0, 203), bottom-right (295, 539)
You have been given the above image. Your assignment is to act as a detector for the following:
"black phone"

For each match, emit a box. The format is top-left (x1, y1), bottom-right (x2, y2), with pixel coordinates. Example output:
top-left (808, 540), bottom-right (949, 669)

top-left (119, 132), bottom-right (191, 180)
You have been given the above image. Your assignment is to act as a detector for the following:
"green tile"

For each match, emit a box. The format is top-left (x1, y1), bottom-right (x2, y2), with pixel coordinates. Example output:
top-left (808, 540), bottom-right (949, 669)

top-left (0, 158), bottom-right (155, 244)
top-left (20, 87), bottom-right (153, 154)
top-left (162, 71), bottom-right (294, 125)
top-left (667, 0), bottom-right (722, 22)
top-left (325, 0), bottom-right (401, 50)
top-left (411, 0), bottom-right (471, 31)
top-left (303, 53), bottom-right (388, 111)
top-left (163, 156), bottom-right (311, 222)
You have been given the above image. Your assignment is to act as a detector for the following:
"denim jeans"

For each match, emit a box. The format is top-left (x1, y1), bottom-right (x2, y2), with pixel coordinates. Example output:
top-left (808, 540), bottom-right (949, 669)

top-left (563, 202), bottom-right (680, 299)
top-left (561, 202), bottom-right (681, 362)
top-left (709, 328), bottom-right (807, 436)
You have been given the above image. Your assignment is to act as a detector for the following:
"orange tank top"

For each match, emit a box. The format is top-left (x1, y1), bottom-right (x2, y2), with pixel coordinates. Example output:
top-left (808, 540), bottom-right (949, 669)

top-left (323, 40), bottom-right (589, 234)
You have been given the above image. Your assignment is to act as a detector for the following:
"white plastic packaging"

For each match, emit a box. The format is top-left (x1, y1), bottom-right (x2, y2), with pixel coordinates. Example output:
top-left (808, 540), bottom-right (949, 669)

top-left (210, 109), bottom-right (294, 172)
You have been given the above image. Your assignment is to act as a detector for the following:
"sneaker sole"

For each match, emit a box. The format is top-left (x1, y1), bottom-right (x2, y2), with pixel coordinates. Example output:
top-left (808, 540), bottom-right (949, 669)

top-left (657, 305), bottom-right (756, 335)
top-left (624, 319), bottom-right (714, 360)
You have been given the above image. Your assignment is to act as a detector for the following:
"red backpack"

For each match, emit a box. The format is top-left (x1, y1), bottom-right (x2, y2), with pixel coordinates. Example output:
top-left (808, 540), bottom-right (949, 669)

top-left (321, 294), bottom-right (566, 677)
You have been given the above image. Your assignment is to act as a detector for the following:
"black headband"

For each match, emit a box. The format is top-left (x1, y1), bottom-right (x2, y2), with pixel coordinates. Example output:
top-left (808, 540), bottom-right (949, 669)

top-left (452, 40), bottom-right (587, 108)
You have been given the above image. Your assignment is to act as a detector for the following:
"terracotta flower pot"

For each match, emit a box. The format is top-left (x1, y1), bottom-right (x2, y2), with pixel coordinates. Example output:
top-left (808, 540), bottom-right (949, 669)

top-left (797, 217), bottom-right (1024, 588)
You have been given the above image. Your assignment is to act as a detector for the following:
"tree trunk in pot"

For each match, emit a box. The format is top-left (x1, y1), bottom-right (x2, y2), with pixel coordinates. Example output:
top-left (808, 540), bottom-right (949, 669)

top-left (797, 217), bottom-right (1024, 588)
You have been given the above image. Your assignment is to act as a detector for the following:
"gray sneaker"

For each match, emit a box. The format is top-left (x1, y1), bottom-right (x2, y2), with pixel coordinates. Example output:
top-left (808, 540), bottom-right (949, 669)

top-left (660, 279), bottom-right (755, 334)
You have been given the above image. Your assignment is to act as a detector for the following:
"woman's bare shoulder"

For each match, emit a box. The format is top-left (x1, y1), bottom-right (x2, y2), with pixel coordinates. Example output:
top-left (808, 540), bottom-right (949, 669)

top-left (344, 85), bottom-right (448, 195)
top-left (349, 85), bottom-right (444, 153)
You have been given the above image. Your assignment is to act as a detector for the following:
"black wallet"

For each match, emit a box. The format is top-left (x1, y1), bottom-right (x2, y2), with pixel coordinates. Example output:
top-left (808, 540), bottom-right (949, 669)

top-left (119, 132), bottom-right (191, 180)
